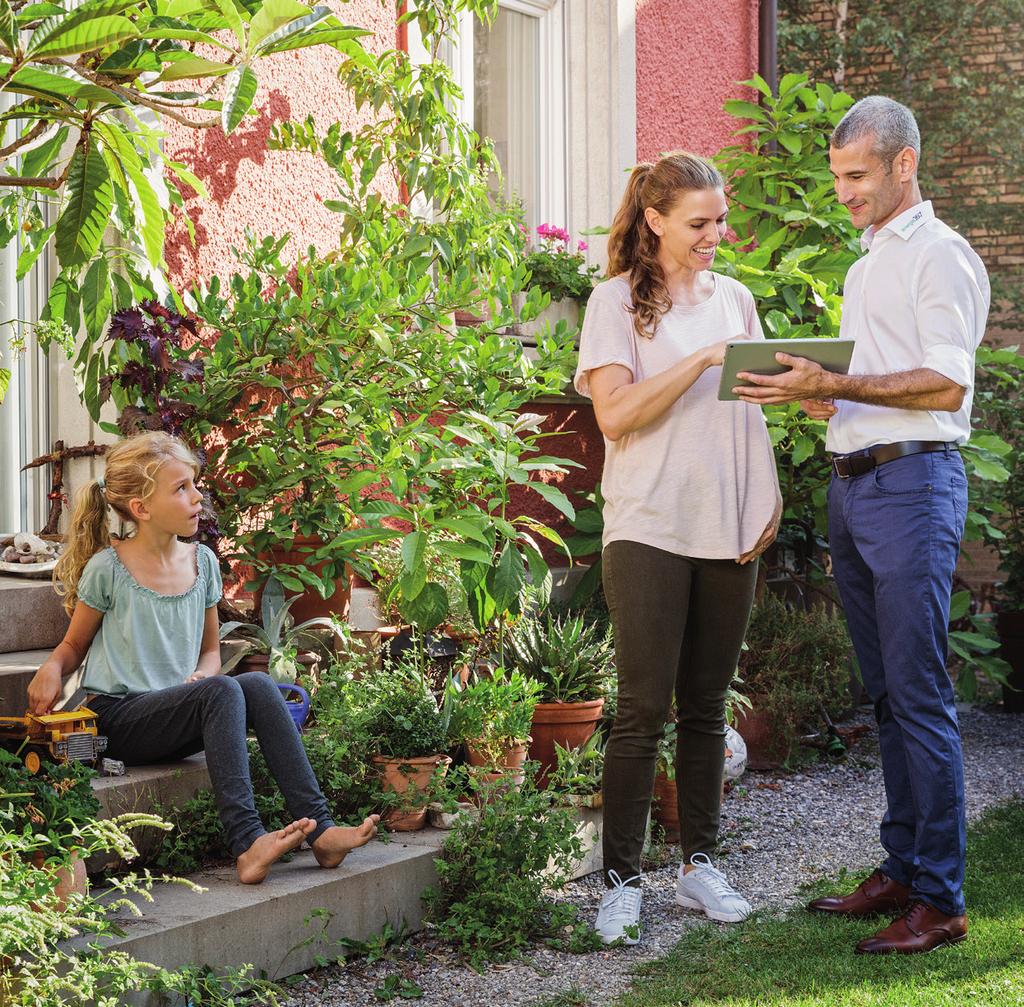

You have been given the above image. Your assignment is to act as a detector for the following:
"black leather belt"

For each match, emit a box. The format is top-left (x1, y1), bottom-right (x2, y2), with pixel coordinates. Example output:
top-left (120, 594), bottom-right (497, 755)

top-left (832, 440), bottom-right (955, 479)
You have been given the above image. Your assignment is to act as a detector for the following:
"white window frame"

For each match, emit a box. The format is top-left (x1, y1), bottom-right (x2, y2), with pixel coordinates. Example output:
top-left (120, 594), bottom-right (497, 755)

top-left (450, 0), bottom-right (568, 232)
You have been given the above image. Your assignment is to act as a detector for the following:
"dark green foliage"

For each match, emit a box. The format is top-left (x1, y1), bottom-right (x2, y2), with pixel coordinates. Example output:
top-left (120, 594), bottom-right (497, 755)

top-left (739, 593), bottom-right (851, 744)
top-left (422, 771), bottom-right (598, 966)
top-left (972, 347), bottom-right (1024, 611)
top-left (0, 747), bottom-right (99, 855)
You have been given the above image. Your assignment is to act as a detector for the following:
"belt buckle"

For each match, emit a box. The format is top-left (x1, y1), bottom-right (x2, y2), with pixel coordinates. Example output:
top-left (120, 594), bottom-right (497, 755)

top-left (833, 458), bottom-right (851, 480)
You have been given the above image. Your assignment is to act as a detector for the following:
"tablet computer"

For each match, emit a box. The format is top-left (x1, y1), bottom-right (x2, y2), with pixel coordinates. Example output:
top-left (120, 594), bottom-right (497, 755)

top-left (717, 338), bottom-right (856, 401)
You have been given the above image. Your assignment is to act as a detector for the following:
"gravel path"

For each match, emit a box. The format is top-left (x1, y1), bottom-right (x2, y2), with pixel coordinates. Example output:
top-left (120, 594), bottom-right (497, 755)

top-left (277, 705), bottom-right (1023, 1007)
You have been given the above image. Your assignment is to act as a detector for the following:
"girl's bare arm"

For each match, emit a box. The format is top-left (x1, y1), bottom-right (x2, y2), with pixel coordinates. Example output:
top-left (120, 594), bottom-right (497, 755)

top-left (27, 604), bottom-right (104, 715)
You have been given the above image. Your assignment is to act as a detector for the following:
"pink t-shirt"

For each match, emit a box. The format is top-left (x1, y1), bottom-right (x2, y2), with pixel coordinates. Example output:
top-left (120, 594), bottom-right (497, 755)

top-left (574, 273), bottom-right (779, 560)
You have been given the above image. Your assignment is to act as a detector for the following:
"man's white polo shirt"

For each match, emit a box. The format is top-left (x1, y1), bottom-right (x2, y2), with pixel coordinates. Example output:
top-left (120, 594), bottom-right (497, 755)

top-left (826, 200), bottom-right (990, 455)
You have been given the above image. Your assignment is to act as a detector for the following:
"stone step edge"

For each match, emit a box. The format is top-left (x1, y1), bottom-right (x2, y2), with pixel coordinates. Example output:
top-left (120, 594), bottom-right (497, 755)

top-left (68, 810), bottom-right (602, 1006)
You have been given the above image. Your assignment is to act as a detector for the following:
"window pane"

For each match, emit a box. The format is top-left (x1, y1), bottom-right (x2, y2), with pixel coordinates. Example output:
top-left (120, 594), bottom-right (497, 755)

top-left (474, 7), bottom-right (541, 230)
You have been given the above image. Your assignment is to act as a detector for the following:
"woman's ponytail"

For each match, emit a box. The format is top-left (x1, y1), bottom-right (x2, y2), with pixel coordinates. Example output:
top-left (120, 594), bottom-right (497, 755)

top-left (54, 480), bottom-right (111, 615)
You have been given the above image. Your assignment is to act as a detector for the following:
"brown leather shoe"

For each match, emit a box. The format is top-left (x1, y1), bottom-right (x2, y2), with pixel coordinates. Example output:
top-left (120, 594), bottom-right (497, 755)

top-left (807, 870), bottom-right (911, 918)
top-left (855, 901), bottom-right (968, 955)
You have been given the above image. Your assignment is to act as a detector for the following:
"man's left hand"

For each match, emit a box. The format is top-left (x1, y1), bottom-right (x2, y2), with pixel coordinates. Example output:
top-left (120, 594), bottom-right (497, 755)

top-left (734, 353), bottom-right (831, 404)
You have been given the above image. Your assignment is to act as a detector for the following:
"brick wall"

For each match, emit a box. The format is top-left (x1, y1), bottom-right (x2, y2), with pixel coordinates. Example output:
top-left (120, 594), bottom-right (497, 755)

top-left (782, 3), bottom-right (1020, 592)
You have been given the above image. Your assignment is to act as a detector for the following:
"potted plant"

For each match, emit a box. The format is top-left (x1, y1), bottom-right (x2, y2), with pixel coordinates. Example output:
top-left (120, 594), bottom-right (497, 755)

top-left (514, 223), bottom-right (599, 344)
top-left (548, 731), bottom-right (604, 809)
top-left (218, 575), bottom-right (348, 730)
top-left (0, 749), bottom-right (99, 907)
top-left (505, 612), bottom-right (612, 787)
top-left (360, 665), bottom-right (452, 831)
top-left (448, 667), bottom-right (540, 789)
top-left (734, 594), bottom-right (851, 770)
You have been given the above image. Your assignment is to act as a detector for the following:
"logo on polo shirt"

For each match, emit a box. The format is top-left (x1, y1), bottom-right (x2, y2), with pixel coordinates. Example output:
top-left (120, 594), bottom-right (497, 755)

top-left (900, 210), bottom-right (924, 234)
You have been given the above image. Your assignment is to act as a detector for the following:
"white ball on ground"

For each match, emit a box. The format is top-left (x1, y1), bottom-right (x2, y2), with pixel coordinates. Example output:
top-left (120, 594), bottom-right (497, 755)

top-left (724, 725), bottom-right (747, 780)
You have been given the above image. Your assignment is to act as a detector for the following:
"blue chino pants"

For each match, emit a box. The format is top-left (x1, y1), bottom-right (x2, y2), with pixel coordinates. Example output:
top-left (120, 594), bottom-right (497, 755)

top-left (828, 447), bottom-right (968, 916)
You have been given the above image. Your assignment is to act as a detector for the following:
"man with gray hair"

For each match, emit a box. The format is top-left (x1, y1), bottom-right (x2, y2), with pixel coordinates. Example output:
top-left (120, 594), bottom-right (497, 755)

top-left (734, 95), bottom-right (989, 954)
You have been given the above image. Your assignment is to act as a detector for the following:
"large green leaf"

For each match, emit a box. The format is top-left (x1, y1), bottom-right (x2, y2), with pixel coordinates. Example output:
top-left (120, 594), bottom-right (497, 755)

top-left (41, 270), bottom-right (81, 329)
top-left (254, 6), bottom-right (342, 56)
top-left (526, 479), bottom-right (575, 520)
top-left (30, 14), bottom-right (138, 57)
top-left (6, 65), bottom-right (123, 104)
top-left (55, 138), bottom-right (114, 267)
top-left (398, 581), bottom-right (449, 633)
top-left (81, 256), bottom-right (113, 344)
top-left (16, 221), bottom-right (56, 279)
top-left (0, 0), bottom-right (16, 51)
top-left (247, 0), bottom-right (311, 52)
top-left (221, 62), bottom-right (257, 133)
top-left (0, 367), bottom-right (9, 405)
top-left (489, 543), bottom-right (526, 614)
top-left (401, 529), bottom-right (426, 573)
top-left (158, 50), bottom-right (234, 81)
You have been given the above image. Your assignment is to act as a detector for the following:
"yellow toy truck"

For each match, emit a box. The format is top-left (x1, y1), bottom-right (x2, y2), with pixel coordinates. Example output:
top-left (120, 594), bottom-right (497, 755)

top-left (0, 708), bottom-right (108, 774)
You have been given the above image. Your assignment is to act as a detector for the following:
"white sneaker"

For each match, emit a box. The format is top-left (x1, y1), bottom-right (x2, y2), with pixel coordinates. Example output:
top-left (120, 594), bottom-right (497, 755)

top-left (675, 853), bottom-right (751, 923)
top-left (595, 869), bottom-right (643, 945)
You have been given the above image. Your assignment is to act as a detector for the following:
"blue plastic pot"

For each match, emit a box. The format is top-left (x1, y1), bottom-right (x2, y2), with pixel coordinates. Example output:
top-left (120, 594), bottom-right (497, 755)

top-left (277, 683), bottom-right (311, 732)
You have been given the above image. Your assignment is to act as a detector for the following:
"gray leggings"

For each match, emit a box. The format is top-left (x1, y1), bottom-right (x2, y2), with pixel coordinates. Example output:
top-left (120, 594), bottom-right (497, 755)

top-left (90, 672), bottom-right (335, 857)
top-left (602, 540), bottom-right (757, 882)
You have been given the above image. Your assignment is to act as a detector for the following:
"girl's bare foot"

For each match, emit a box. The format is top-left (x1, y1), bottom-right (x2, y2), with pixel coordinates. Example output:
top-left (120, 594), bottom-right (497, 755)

top-left (310, 815), bottom-right (381, 869)
top-left (236, 818), bottom-right (316, 884)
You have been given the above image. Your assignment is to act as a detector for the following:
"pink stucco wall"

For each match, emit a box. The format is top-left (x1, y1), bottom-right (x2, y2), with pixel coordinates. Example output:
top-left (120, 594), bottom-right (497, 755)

top-left (163, 0), bottom-right (397, 291)
top-left (636, 0), bottom-right (761, 160)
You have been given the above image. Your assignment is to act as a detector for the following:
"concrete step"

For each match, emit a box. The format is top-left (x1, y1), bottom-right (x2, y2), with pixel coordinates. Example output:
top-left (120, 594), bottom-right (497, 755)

top-left (70, 809), bottom-right (603, 1006)
top-left (0, 576), bottom-right (69, 655)
top-left (0, 648), bottom-right (49, 715)
top-left (88, 755), bottom-right (212, 872)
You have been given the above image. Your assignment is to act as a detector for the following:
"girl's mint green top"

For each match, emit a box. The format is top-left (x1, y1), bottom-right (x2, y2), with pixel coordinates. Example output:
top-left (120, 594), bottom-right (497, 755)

top-left (78, 544), bottom-right (223, 696)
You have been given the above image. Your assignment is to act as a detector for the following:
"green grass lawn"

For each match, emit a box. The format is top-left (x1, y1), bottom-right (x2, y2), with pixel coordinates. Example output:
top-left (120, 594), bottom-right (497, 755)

top-left (615, 801), bottom-right (1024, 1007)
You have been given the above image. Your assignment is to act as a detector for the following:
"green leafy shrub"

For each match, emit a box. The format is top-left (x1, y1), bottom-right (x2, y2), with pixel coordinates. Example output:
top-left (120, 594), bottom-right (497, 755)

top-left (422, 772), bottom-right (597, 965)
top-left (738, 593), bottom-right (851, 745)
top-left (447, 667), bottom-right (540, 764)
top-left (0, 748), bottom-right (99, 855)
top-left (358, 665), bottom-right (450, 759)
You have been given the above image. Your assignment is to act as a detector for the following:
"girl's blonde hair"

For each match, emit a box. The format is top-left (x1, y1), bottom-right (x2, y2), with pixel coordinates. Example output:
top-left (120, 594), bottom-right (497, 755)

top-left (606, 151), bottom-right (724, 340)
top-left (54, 432), bottom-right (200, 615)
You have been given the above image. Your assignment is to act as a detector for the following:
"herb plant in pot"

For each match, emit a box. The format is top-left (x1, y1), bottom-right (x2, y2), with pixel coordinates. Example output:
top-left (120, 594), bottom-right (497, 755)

top-left (735, 594), bottom-right (851, 769)
top-left (505, 612), bottom-right (612, 787)
top-left (448, 667), bottom-right (540, 790)
top-left (361, 665), bottom-right (452, 831)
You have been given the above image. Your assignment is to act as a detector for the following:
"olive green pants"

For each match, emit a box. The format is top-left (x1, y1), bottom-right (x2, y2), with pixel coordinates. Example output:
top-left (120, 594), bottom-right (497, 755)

top-left (601, 540), bottom-right (758, 884)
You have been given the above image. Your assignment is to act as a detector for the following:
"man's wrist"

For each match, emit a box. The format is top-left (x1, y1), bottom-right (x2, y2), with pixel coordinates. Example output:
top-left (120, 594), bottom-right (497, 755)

top-left (820, 370), bottom-right (844, 399)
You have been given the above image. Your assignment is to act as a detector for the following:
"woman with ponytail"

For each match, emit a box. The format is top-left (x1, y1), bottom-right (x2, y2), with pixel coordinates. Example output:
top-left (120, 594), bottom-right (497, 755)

top-left (576, 152), bottom-right (781, 944)
top-left (29, 432), bottom-right (378, 884)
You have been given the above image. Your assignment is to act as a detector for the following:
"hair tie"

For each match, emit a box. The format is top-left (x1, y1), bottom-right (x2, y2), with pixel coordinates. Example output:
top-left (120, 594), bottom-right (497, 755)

top-left (97, 476), bottom-right (106, 491)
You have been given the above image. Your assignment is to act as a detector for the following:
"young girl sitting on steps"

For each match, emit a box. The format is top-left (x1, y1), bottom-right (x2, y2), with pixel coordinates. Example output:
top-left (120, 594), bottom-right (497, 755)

top-left (26, 431), bottom-right (378, 884)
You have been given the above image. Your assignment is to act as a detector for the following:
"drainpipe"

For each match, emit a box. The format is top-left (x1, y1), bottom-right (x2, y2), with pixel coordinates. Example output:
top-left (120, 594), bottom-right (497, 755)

top-left (758, 0), bottom-right (778, 97)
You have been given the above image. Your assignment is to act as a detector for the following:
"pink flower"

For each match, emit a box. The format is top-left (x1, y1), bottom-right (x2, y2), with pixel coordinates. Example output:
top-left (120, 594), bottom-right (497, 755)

top-left (536, 223), bottom-right (570, 244)
top-left (577, 240), bottom-right (588, 252)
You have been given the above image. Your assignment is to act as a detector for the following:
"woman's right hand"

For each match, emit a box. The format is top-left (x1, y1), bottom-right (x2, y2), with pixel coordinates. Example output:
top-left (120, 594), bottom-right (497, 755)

top-left (702, 338), bottom-right (735, 369)
top-left (27, 663), bottom-right (63, 716)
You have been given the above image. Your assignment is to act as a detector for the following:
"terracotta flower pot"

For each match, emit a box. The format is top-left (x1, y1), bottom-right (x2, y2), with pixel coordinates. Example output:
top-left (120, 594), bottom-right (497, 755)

top-left (732, 707), bottom-right (791, 771)
top-left (466, 739), bottom-right (530, 793)
top-left (256, 537), bottom-right (352, 623)
top-left (31, 850), bottom-right (88, 912)
top-left (372, 753), bottom-right (451, 831)
top-left (651, 771), bottom-right (680, 843)
top-left (528, 698), bottom-right (604, 788)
